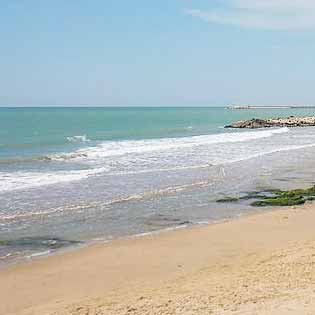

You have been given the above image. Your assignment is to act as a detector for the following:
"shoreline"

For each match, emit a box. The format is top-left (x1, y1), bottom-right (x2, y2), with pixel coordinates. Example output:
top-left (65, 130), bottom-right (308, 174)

top-left (2, 203), bottom-right (315, 314)
top-left (0, 216), bottom-right (235, 269)
top-left (0, 205), bottom-right (268, 270)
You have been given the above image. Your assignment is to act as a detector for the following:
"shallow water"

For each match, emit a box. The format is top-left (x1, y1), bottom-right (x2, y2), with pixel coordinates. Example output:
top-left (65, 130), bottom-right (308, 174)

top-left (1, 107), bottom-right (315, 263)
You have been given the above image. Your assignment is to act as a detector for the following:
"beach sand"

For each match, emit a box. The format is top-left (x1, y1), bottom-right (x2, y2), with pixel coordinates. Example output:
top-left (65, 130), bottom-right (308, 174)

top-left (2, 204), bottom-right (315, 315)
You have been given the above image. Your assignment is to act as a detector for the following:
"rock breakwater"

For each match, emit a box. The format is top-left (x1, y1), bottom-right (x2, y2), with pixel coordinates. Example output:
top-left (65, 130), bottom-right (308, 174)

top-left (225, 116), bottom-right (315, 129)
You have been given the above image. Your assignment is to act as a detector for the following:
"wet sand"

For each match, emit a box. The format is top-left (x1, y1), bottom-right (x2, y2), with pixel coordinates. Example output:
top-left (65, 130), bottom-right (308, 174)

top-left (2, 204), bottom-right (315, 314)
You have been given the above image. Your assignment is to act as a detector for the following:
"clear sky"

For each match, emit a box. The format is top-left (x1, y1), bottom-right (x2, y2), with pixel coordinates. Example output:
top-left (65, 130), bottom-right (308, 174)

top-left (1, 0), bottom-right (315, 106)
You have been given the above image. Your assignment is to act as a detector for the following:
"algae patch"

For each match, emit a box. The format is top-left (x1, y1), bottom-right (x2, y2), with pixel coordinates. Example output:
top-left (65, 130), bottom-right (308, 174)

top-left (216, 197), bottom-right (239, 203)
top-left (216, 186), bottom-right (315, 207)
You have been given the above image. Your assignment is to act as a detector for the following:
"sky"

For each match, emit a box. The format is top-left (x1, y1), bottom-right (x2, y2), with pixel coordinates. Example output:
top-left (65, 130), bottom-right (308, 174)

top-left (1, 0), bottom-right (315, 107)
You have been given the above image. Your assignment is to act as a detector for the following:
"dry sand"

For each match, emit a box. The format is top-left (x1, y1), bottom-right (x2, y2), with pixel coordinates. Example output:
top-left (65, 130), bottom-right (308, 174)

top-left (2, 204), bottom-right (315, 315)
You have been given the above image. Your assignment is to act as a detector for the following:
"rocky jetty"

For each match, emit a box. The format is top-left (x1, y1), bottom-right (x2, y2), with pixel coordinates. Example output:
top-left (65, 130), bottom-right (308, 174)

top-left (225, 116), bottom-right (315, 129)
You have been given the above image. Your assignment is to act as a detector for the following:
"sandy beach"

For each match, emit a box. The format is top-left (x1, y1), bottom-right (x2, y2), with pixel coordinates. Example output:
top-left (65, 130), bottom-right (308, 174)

top-left (1, 204), bottom-right (315, 315)
top-left (3, 1), bottom-right (315, 313)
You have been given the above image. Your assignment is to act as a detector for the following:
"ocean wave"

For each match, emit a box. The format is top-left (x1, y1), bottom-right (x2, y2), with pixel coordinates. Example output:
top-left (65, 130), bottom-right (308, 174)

top-left (0, 203), bottom-right (97, 221)
top-left (225, 143), bottom-right (315, 165)
top-left (2, 128), bottom-right (287, 164)
top-left (3, 135), bottom-right (315, 193)
top-left (66, 135), bottom-right (90, 142)
top-left (104, 141), bottom-right (315, 175)
top-left (103, 180), bottom-right (211, 206)
top-left (0, 181), bottom-right (211, 222)
top-left (0, 153), bottom-right (89, 165)
top-left (0, 167), bottom-right (107, 192)
top-left (46, 127), bottom-right (289, 162)
top-left (27, 250), bottom-right (51, 259)
top-left (112, 164), bottom-right (212, 176)
top-left (40, 152), bottom-right (88, 161)
top-left (0, 127), bottom-right (305, 193)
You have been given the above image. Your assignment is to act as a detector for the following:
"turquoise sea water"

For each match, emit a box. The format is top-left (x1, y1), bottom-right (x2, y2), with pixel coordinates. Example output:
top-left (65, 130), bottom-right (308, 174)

top-left (3, 107), bottom-right (315, 156)
top-left (2, 107), bottom-right (315, 264)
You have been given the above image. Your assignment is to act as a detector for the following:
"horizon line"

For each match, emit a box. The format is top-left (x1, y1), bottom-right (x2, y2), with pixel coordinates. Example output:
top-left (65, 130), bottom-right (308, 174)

top-left (1, 104), bottom-right (315, 109)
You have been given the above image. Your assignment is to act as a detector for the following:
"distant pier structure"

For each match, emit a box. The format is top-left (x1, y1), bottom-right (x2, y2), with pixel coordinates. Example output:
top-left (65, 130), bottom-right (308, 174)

top-left (226, 105), bottom-right (315, 110)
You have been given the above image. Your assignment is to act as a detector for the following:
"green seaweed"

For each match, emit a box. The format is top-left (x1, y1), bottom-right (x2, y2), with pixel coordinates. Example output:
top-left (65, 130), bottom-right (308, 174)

top-left (216, 197), bottom-right (239, 203)
top-left (239, 191), bottom-right (268, 200)
top-left (216, 185), bottom-right (315, 207)
top-left (262, 188), bottom-right (283, 194)
top-left (251, 196), bottom-right (304, 207)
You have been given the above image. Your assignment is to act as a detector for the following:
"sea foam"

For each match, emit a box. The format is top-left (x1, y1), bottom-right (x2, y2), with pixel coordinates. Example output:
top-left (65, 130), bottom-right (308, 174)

top-left (0, 127), bottom-right (296, 192)
top-left (66, 135), bottom-right (90, 142)
top-left (47, 128), bottom-right (290, 162)
top-left (0, 167), bottom-right (107, 192)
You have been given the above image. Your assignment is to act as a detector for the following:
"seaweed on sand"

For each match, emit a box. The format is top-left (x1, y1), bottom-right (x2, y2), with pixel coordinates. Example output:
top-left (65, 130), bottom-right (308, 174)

top-left (216, 197), bottom-right (239, 203)
top-left (216, 186), bottom-right (315, 207)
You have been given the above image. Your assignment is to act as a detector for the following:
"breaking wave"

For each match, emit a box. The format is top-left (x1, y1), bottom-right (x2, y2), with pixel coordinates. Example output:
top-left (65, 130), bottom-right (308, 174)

top-left (44, 128), bottom-right (290, 162)
top-left (0, 167), bottom-right (107, 192)
top-left (66, 135), bottom-right (90, 143)
top-left (0, 127), bottom-right (298, 192)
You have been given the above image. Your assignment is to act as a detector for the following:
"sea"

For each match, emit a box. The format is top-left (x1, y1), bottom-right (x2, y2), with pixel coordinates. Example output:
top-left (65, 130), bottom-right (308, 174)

top-left (2, 106), bottom-right (315, 264)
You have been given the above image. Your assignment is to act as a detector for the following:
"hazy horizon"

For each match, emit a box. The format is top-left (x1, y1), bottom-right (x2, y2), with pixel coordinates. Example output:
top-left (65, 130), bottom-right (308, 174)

top-left (3, 104), bottom-right (315, 108)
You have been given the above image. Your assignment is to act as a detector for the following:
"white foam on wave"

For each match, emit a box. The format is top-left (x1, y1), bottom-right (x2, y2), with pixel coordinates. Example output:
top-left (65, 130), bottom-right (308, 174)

top-left (66, 135), bottom-right (90, 143)
top-left (41, 152), bottom-right (88, 161)
top-left (0, 167), bottom-right (107, 192)
top-left (27, 250), bottom-right (51, 259)
top-left (97, 141), bottom-right (315, 176)
top-left (0, 253), bottom-right (13, 260)
top-left (0, 127), bottom-right (300, 193)
top-left (132, 224), bottom-right (190, 239)
top-left (0, 181), bottom-right (211, 222)
top-left (0, 202), bottom-right (97, 221)
top-left (48, 128), bottom-right (290, 162)
top-left (225, 143), bottom-right (315, 165)
top-left (102, 180), bottom-right (211, 207)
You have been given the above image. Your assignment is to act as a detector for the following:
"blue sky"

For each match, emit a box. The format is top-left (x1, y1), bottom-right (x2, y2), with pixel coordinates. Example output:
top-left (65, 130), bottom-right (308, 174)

top-left (1, 0), bottom-right (315, 106)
